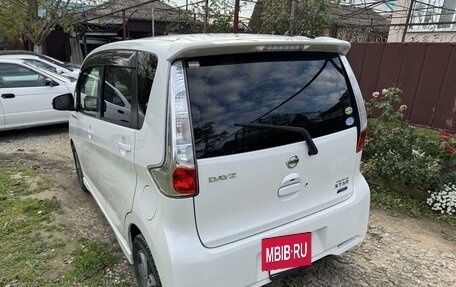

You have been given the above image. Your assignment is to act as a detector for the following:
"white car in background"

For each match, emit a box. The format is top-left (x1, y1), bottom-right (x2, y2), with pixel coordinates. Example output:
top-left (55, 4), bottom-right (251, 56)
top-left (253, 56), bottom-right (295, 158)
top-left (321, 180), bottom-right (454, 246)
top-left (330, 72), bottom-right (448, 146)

top-left (0, 58), bottom-right (75, 131)
top-left (0, 50), bottom-right (80, 79)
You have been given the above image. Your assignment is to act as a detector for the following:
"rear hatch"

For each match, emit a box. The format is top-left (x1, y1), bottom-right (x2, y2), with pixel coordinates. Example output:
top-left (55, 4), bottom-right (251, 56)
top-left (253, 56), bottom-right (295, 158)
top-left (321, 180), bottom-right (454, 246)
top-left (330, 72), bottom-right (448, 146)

top-left (185, 52), bottom-right (361, 248)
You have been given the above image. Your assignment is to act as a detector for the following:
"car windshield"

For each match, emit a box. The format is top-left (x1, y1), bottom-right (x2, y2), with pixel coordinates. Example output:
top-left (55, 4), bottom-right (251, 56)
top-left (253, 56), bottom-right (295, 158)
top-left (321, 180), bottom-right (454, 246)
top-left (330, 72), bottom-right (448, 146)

top-left (24, 63), bottom-right (76, 82)
top-left (185, 52), bottom-right (359, 159)
top-left (24, 59), bottom-right (58, 73)
top-left (39, 55), bottom-right (74, 71)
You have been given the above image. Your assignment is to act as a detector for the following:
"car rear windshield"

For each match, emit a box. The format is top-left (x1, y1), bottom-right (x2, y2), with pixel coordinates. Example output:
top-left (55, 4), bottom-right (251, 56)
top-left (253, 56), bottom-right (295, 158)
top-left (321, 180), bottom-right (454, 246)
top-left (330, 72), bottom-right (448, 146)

top-left (185, 52), bottom-right (358, 159)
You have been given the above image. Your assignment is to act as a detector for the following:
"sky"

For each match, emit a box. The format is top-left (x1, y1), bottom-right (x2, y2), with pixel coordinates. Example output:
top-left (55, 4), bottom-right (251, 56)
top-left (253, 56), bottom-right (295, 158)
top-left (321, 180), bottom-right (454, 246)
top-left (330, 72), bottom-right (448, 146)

top-left (167, 0), bottom-right (256, 21)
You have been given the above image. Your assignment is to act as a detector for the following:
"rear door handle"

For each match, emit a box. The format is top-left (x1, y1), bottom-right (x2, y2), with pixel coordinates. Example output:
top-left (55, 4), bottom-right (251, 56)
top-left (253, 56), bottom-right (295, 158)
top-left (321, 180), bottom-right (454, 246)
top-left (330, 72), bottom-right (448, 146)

top-left (278, 183), bottom-right (302, 197)
top-left (1, 93), bottom-right (15, 99)
top-left (278, 173), bottom-right (303, 198)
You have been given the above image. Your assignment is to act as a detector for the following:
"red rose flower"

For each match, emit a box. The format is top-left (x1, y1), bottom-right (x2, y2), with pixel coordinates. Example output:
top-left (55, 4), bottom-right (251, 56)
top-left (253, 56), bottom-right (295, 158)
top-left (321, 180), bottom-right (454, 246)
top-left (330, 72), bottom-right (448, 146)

top-left (440, 134), bottom-right (450, 141)
top-left (444, 146), bottom-right (455, 154)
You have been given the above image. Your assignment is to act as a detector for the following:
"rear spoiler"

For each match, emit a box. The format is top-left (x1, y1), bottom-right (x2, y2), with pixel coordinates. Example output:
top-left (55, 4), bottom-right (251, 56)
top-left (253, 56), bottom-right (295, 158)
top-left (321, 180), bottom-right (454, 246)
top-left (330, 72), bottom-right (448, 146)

top-left (167, 36), bottom-right (351, 62)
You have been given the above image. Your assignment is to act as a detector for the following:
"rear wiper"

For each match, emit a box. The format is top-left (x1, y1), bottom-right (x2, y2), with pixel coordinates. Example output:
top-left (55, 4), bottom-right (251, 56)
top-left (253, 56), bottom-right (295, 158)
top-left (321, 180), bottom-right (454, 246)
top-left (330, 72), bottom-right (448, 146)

top-left (234, 123), bottom-right (318, 156)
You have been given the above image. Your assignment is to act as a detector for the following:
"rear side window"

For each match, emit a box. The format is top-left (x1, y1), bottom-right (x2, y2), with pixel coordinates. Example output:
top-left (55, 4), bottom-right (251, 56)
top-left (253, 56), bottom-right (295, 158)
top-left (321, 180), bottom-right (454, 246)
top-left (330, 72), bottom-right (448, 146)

top-left (137, 52), bottom-right (158, 116)
top-left (185, 52), bottom-right (358, 159)
top-left (102, 66), bottom-right (133, 127)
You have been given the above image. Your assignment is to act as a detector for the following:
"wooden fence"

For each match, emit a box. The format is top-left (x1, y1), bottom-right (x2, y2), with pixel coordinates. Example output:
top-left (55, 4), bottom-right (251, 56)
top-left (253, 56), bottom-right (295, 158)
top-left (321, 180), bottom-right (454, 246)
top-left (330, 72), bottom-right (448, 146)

top-left (347, 43), bottom-right (456, 131)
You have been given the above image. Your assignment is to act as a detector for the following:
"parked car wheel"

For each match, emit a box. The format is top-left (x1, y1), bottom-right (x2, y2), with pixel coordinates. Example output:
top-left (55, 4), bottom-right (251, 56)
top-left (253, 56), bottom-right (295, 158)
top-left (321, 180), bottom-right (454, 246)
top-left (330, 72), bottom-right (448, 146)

top-left (71, 143), bottom-right (88, 193)
top-left (133, 234), bottom-right (162, 287)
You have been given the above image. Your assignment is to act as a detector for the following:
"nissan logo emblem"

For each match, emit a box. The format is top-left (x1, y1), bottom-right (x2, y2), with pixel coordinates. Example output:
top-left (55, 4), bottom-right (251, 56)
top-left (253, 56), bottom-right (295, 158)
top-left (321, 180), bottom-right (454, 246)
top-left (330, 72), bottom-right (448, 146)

top-left (286, 155), bottom-right (299, 169)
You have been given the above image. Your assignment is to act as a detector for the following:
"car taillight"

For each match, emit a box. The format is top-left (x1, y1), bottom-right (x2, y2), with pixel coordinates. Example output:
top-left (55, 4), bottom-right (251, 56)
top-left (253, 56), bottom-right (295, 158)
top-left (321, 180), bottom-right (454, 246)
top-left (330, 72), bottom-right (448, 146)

top-left (170, 61), bottom-right (197, 196)
top-left (340, 56), bottom-right (368, 153)
top-left (173, 167), bottom-right (196, 194)
top-left (357, 128), bottom-right (367, 153)
top-left (148, 61), bottom-right (197, 197)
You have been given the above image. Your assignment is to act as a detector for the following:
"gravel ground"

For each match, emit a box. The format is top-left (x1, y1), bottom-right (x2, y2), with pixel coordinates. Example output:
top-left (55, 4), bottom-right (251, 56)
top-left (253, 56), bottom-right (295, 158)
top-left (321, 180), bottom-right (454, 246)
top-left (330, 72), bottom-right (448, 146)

top-left (1, 124), bottom-right (455, 287)
top-left (0, 124), bottom-right (72, 161)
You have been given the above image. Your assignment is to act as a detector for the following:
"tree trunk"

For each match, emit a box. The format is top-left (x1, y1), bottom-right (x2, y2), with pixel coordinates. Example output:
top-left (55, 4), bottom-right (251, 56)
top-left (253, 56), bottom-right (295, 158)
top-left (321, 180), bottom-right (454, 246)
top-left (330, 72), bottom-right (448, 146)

top-left (34, 44), bottom-right (42, 53)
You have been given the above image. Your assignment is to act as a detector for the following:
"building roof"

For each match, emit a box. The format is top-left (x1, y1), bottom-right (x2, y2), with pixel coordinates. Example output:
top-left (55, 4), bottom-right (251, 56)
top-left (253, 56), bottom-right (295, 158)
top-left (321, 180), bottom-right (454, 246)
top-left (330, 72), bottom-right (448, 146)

top-left (83, 0), bottom-right (182, 25)
top-left (331, 4), bottom-right (390, 32)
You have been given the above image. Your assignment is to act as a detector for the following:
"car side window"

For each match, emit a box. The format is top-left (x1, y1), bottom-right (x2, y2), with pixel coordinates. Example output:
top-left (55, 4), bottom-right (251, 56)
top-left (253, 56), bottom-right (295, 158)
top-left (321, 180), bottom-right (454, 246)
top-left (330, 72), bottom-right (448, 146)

top-left (77, 50), bottom-right (156, 129)
top-left (0, 63), bottom-right (48, 88)
top-left (137, 52), bottom-right (158, 117)
top-left (78, 66), bottom-right (100, 117)
top-left (102, 65), bottom-right (133, 127)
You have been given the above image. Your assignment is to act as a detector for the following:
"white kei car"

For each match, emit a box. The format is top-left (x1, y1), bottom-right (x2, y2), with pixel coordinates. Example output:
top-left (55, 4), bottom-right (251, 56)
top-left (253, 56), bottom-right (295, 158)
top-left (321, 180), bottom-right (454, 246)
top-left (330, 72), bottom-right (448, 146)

top-left (53, 34), bottom-right (370, 287)
top-left (0, 58), bottom-right (75, 131)
top-left (0, 50), bottom-right (80, 79)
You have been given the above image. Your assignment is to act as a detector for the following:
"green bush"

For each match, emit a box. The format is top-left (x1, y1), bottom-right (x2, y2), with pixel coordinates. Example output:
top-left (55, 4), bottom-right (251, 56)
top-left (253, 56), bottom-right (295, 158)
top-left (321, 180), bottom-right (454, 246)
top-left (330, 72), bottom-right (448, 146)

top-left (363, 87), bottom-right (456, 193)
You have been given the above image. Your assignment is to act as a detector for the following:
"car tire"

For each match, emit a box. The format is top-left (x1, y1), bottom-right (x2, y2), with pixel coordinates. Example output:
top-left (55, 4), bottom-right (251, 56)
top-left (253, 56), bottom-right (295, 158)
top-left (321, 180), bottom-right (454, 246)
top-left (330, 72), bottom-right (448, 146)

top-left (133, 234), bottom-right (162, 287)
top-left (71, 143), bottom-right (89, 193)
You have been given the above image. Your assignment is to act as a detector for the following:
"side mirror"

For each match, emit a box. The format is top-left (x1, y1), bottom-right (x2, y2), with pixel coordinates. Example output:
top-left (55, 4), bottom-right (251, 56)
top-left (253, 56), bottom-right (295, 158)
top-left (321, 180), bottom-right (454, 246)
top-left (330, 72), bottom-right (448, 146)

top-left (83, 96), bottom-right (98, 112)
top-left (53, 93), bottom-right (74, 111)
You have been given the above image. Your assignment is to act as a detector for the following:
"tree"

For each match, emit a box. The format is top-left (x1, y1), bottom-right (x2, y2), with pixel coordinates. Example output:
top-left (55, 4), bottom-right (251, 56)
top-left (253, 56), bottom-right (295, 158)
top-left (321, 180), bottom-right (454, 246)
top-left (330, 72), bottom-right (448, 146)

top-left (207, 0), bottom-right (234, 32)
top-left (164, 0), bottom-right (239, 33)
top-left (249, 0), bottom-right (334, 37)
top-left (0, 0), bottom-right (98, 52)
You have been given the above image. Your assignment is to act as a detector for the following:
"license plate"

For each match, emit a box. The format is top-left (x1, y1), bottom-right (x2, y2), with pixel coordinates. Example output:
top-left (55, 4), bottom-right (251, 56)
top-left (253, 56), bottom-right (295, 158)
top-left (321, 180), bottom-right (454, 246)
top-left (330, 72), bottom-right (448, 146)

top-left (261, 233), bottom-right (311, 271)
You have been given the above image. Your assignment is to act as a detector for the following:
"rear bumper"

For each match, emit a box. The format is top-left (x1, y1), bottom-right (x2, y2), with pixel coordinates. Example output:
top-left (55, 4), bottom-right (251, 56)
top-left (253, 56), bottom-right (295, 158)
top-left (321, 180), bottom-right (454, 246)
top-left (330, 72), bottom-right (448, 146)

top-left (152, 175), bottom-right (370, 287)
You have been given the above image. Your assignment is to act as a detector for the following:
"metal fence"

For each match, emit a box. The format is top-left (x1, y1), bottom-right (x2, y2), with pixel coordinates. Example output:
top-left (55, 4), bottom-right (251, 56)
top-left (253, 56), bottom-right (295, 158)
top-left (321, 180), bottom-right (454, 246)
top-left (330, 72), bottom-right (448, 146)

top-left (347, 42), bottom-right (456, 131)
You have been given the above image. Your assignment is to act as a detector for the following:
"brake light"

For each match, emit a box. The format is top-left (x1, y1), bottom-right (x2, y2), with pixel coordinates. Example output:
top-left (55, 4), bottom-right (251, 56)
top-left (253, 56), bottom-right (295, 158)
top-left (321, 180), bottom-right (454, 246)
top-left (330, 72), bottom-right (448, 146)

top-left (173, 167), bottom-right (196, 194)
top-left (170, 61), bottom-right (197, 196)
top-left (357, 128), bottom-right (367, 152)
top-left (263, 44), bottom-right (309, 51)
top-left (148, 61), bottom-right (198, 197)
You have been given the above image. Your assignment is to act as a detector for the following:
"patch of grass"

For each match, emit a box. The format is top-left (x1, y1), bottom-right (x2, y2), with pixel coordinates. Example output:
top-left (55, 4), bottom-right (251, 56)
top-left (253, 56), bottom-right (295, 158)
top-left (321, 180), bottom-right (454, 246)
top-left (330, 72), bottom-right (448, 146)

top-left (442, 232), bottom-right (456, 242)
top-left (0, 159), bottom-right (133, 287)
top-left (0, 166), bottom-right (30, 196)
top-left (16, 165), bottom-right (39, 177)
top-left (0, 163), bottom-right (53, 196)
top-left (0, 179), bottom-right (62, 284)
top-left (370, 184), bottom-right (456, 228)
top-left (67, 238), bottom-right (132, 286)
top-left (36, 177), bottom-right (53, 192)
top-left (71, 238), bottom-right (118, 279)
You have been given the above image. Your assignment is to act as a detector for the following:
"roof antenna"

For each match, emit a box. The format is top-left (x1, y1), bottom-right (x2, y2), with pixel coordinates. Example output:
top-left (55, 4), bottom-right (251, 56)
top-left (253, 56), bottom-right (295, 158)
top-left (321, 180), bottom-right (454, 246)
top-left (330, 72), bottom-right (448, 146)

top-left (285, 2), bottom-right (309, 36)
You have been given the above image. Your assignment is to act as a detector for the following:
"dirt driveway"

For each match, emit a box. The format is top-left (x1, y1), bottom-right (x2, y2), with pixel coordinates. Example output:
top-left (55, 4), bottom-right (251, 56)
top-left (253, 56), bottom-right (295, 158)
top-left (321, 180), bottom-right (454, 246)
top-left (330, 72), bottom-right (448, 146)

top-left (1, 124), bottom-right (455, 287)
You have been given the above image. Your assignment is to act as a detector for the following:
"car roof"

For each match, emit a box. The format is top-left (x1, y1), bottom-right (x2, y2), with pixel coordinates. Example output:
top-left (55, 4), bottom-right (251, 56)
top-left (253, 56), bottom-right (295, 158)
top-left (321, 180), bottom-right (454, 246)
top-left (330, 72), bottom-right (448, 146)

top-left (0, 50), bottom-right (70, 66)
top-left (0, 58), bottom-right (29, 65)
top-left (88, 33), bottom-right (351, 62)
top-left (0, 58), bottom-right (72, 83)
top-left (0, 51), bottom-right (47, 61)
top-left (0, 50), bottom-right (41, 56)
